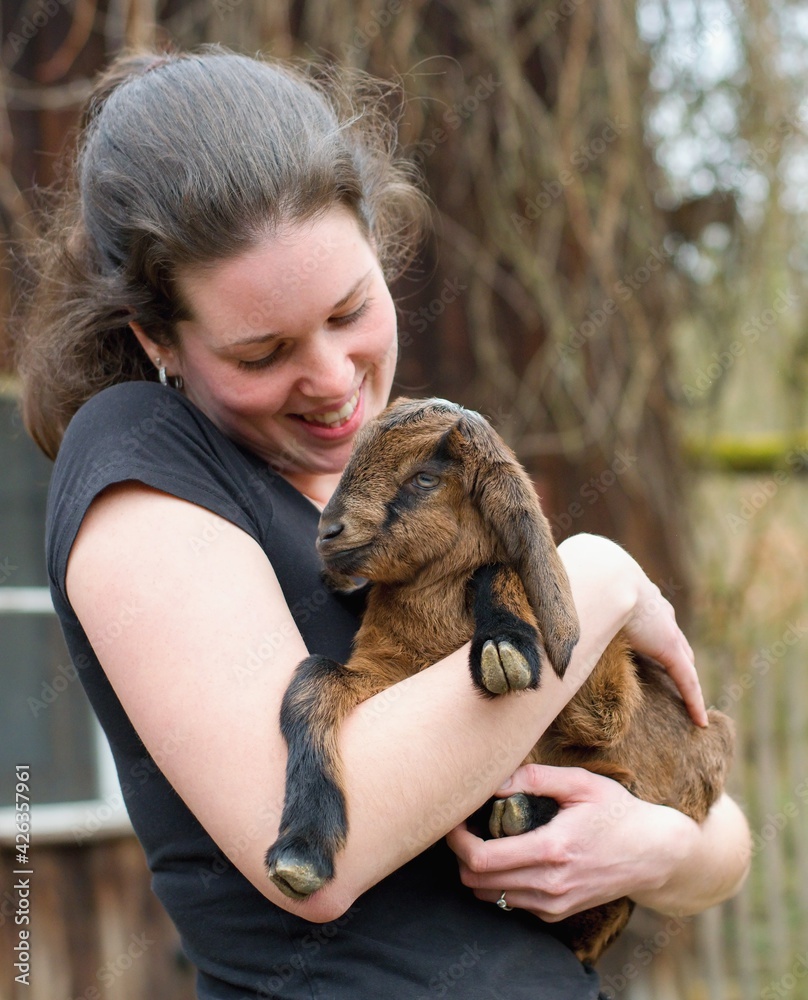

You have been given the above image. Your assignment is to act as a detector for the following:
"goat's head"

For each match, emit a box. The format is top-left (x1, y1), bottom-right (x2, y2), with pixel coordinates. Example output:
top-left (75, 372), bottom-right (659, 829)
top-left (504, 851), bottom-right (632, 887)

top-left (317, 397), bottom-right (579, 677)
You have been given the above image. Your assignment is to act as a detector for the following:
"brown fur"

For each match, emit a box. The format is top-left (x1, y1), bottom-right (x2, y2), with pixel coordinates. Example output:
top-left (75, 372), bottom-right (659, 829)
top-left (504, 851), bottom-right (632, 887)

top-left (268, 397), bottom-right (735, 964)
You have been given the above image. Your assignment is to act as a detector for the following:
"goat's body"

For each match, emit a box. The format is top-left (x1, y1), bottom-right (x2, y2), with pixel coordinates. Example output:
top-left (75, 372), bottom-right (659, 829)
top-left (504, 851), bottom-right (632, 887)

top-left (357, 573), bottom-right (476, 676)
top-left (528, 640), bottom-right (734, 960)
top-left (265, 397), bottom-right (735, 967)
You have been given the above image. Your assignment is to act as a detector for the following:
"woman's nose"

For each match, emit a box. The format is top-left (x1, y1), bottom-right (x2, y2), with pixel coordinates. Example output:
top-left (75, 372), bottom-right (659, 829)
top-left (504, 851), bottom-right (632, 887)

top-left (297, 331), bottom-right (356, 399)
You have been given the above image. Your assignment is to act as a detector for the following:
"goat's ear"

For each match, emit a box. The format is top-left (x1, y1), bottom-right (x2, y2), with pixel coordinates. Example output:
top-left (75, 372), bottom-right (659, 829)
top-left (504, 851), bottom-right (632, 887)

top-left (453, 413), bottom-right (580, 677)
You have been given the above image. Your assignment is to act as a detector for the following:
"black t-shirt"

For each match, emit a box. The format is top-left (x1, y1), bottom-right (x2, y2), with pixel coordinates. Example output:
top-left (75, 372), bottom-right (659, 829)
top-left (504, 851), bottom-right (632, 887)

top-left (46, 381), bottom-right (602, 999)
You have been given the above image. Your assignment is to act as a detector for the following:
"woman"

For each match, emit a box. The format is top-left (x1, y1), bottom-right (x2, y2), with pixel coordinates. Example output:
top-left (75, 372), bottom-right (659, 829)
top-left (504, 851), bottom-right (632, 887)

top-left (17, 47), bottom-right (750, 999)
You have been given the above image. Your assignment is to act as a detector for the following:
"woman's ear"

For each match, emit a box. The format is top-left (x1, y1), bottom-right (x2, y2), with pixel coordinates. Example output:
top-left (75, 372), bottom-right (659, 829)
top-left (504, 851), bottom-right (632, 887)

top-left (129, 321), bottom-right (178, 376)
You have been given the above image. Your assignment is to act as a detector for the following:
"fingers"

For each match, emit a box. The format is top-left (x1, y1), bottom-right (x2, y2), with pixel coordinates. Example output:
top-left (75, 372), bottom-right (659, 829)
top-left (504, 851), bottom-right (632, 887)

top-left (651, 624), bottom-right (708, 728)
top-left (668, 654), bottom-right (708, 727)
top-left (627, 587), bottom-right (708, 728)
top-left (494, 763), bottom-right (600, 801)
top-left (446, 765), bottom-right (643, 921)
top-left (446, 819), bottom-right (606, 922)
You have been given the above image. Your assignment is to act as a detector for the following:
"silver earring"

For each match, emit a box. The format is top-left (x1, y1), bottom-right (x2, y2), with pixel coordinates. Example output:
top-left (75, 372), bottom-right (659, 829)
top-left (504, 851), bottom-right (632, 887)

top-left (155, 356), bottom-right (183, 390)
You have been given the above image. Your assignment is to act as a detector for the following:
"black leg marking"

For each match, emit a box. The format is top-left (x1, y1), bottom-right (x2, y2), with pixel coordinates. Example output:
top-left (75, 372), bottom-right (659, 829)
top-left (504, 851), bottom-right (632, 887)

top-left (265, 655), bottom-right (349, 900)
top-left (469, 565), bottom-right (543, 696)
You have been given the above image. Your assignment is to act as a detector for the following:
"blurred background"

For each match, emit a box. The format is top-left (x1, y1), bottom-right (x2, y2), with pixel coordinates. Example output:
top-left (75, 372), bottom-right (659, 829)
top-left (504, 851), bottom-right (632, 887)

top-left (1, 1), bottom-right (806, 998)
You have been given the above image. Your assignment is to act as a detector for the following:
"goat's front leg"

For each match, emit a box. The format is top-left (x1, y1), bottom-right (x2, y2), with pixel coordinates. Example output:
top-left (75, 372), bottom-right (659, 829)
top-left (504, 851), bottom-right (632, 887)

top-left (469, 564), bottom-right (544, 696)
top-left (265, 655), bottom-right (373, 900)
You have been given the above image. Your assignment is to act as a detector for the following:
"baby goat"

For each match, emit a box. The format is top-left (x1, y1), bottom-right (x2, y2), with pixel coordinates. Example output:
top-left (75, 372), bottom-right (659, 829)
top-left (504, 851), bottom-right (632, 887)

top-left (266, 397), bottom-right (734, 964)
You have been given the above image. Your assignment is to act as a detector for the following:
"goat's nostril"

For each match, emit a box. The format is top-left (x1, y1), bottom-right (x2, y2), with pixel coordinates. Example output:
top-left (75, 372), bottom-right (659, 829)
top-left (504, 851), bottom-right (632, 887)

top-left (319, 521), bottom-right (345, 542)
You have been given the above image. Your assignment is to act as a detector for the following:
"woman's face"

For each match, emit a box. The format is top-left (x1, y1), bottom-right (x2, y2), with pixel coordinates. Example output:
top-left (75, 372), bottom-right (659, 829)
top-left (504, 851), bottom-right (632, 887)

top-left (163, 209), bottom-right (398, 499)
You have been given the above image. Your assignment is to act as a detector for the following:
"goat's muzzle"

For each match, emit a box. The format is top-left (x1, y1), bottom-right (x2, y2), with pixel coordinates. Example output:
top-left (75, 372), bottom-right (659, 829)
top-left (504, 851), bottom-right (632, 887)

top-left (316, 533), bottom-right (374, 578)
top-left (319, 520), bottom-right (345, 542)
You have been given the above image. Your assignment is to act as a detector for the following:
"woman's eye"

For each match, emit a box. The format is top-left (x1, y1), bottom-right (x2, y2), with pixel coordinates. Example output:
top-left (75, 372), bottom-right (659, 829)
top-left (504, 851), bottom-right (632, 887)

top-left (330, 299), bottom-right (371, 328)
top-left (238, 347), bottom-right (283, 371)
top-left (412, 472), bottom-right (441, 490)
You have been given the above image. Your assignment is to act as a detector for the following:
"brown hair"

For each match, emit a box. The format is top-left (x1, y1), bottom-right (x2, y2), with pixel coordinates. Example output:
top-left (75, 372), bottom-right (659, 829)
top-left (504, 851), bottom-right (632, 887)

top-left (14, 46), bottom-right (429, 459)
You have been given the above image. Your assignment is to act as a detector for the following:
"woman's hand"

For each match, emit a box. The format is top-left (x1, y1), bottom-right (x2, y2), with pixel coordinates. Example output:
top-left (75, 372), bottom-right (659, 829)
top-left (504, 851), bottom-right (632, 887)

top-left (447, 764), bottom-right (751, 921)
top-left (557, 534), bottom-right (707, 726)
top-left (447, 764), bottom-right (694, 921)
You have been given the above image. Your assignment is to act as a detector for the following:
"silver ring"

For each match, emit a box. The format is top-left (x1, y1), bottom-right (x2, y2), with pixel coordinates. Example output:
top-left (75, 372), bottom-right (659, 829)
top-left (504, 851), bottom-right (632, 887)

top-left (496, 890), bottom-right (512, 911)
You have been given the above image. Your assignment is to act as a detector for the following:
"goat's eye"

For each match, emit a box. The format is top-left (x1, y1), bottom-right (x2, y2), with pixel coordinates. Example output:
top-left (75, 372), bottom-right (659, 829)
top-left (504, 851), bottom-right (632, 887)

top-left (412, 472), bottom-right (441, 490)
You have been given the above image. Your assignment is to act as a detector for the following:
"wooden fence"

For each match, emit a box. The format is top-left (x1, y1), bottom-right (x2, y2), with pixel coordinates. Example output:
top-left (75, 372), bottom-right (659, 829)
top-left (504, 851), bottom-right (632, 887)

top-left (597, 459), bottom-right (808, 999)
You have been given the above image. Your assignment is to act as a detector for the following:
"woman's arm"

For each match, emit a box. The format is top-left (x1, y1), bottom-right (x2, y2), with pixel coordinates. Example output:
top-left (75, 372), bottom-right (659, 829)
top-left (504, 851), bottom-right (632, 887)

top-left (447, 538), bottom-right (748, 919)
top-left (632, 791), bottom-right (751, 914)
top-left (66, 487), bottom-right (700, 922)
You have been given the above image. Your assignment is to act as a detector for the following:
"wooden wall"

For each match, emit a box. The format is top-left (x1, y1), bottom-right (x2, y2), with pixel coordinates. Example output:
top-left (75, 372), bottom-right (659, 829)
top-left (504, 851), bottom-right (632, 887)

top-left (0, 837), bottom-right (195, 1000)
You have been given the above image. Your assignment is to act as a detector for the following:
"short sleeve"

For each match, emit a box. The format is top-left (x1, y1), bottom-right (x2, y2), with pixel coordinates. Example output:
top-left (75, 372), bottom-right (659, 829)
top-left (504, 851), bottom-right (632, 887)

top-left (45, 381), bottom-right (273, 606)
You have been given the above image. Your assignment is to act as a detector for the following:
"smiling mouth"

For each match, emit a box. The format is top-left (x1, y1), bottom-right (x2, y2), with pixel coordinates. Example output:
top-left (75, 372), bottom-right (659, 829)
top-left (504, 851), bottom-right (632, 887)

top-left (298, 388), bottom-right (361, 429)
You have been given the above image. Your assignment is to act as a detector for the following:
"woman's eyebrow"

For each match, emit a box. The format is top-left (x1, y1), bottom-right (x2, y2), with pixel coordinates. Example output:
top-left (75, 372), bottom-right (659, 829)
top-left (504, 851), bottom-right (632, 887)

top-left (225, 270), bottom-right (374, 348)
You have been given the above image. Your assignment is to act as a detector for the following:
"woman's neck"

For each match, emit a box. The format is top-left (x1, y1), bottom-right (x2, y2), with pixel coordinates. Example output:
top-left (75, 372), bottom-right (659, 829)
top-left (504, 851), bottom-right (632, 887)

top-left (280, 471), bottom-right (343, 511)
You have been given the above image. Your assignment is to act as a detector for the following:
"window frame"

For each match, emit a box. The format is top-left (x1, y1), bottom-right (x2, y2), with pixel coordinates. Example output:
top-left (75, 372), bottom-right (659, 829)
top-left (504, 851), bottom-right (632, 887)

top-left (0, 526), bottom-right (132, 845)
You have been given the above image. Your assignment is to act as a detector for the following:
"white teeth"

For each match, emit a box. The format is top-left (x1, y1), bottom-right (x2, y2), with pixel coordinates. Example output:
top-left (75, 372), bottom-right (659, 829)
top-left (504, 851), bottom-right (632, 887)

top-left (301, 389), bottom-right (360, 427)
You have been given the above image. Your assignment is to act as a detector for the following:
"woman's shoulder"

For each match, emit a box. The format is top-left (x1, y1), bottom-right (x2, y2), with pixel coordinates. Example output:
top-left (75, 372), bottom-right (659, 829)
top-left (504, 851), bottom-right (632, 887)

top-left (56, 381), bottom-right (250, 486)
top-left (46, 382), bottom-right (280, 593)
top-left (62, 380), bottom-right (204, 448)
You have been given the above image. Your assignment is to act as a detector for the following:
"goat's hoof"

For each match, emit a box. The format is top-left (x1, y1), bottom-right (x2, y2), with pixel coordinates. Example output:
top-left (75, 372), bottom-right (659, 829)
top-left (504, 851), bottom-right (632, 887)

top-left (265, 847), bottom-right (329, 901)
top-left (489, 793), bottom-right (532, 837)
top-left (480, 639), bottom-right (532, 694)
top-left (490, 793), bottom-right (560, 837)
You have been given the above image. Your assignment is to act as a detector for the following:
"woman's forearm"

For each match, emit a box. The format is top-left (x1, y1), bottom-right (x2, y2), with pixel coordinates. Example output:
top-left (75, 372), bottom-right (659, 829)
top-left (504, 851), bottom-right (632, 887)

top-left (307, 537), bottom-right (643, 918)
top-left (320, 532), bottom-right (715, 918)
top-left (632, 793), bottom-right (751, 915)
top-left (334, 648), bottom-right (593, 900)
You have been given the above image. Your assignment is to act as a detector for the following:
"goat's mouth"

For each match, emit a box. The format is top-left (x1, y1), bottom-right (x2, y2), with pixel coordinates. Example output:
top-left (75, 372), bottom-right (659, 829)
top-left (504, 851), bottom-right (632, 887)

top-left (318, 541), bottom-right (375, 577)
